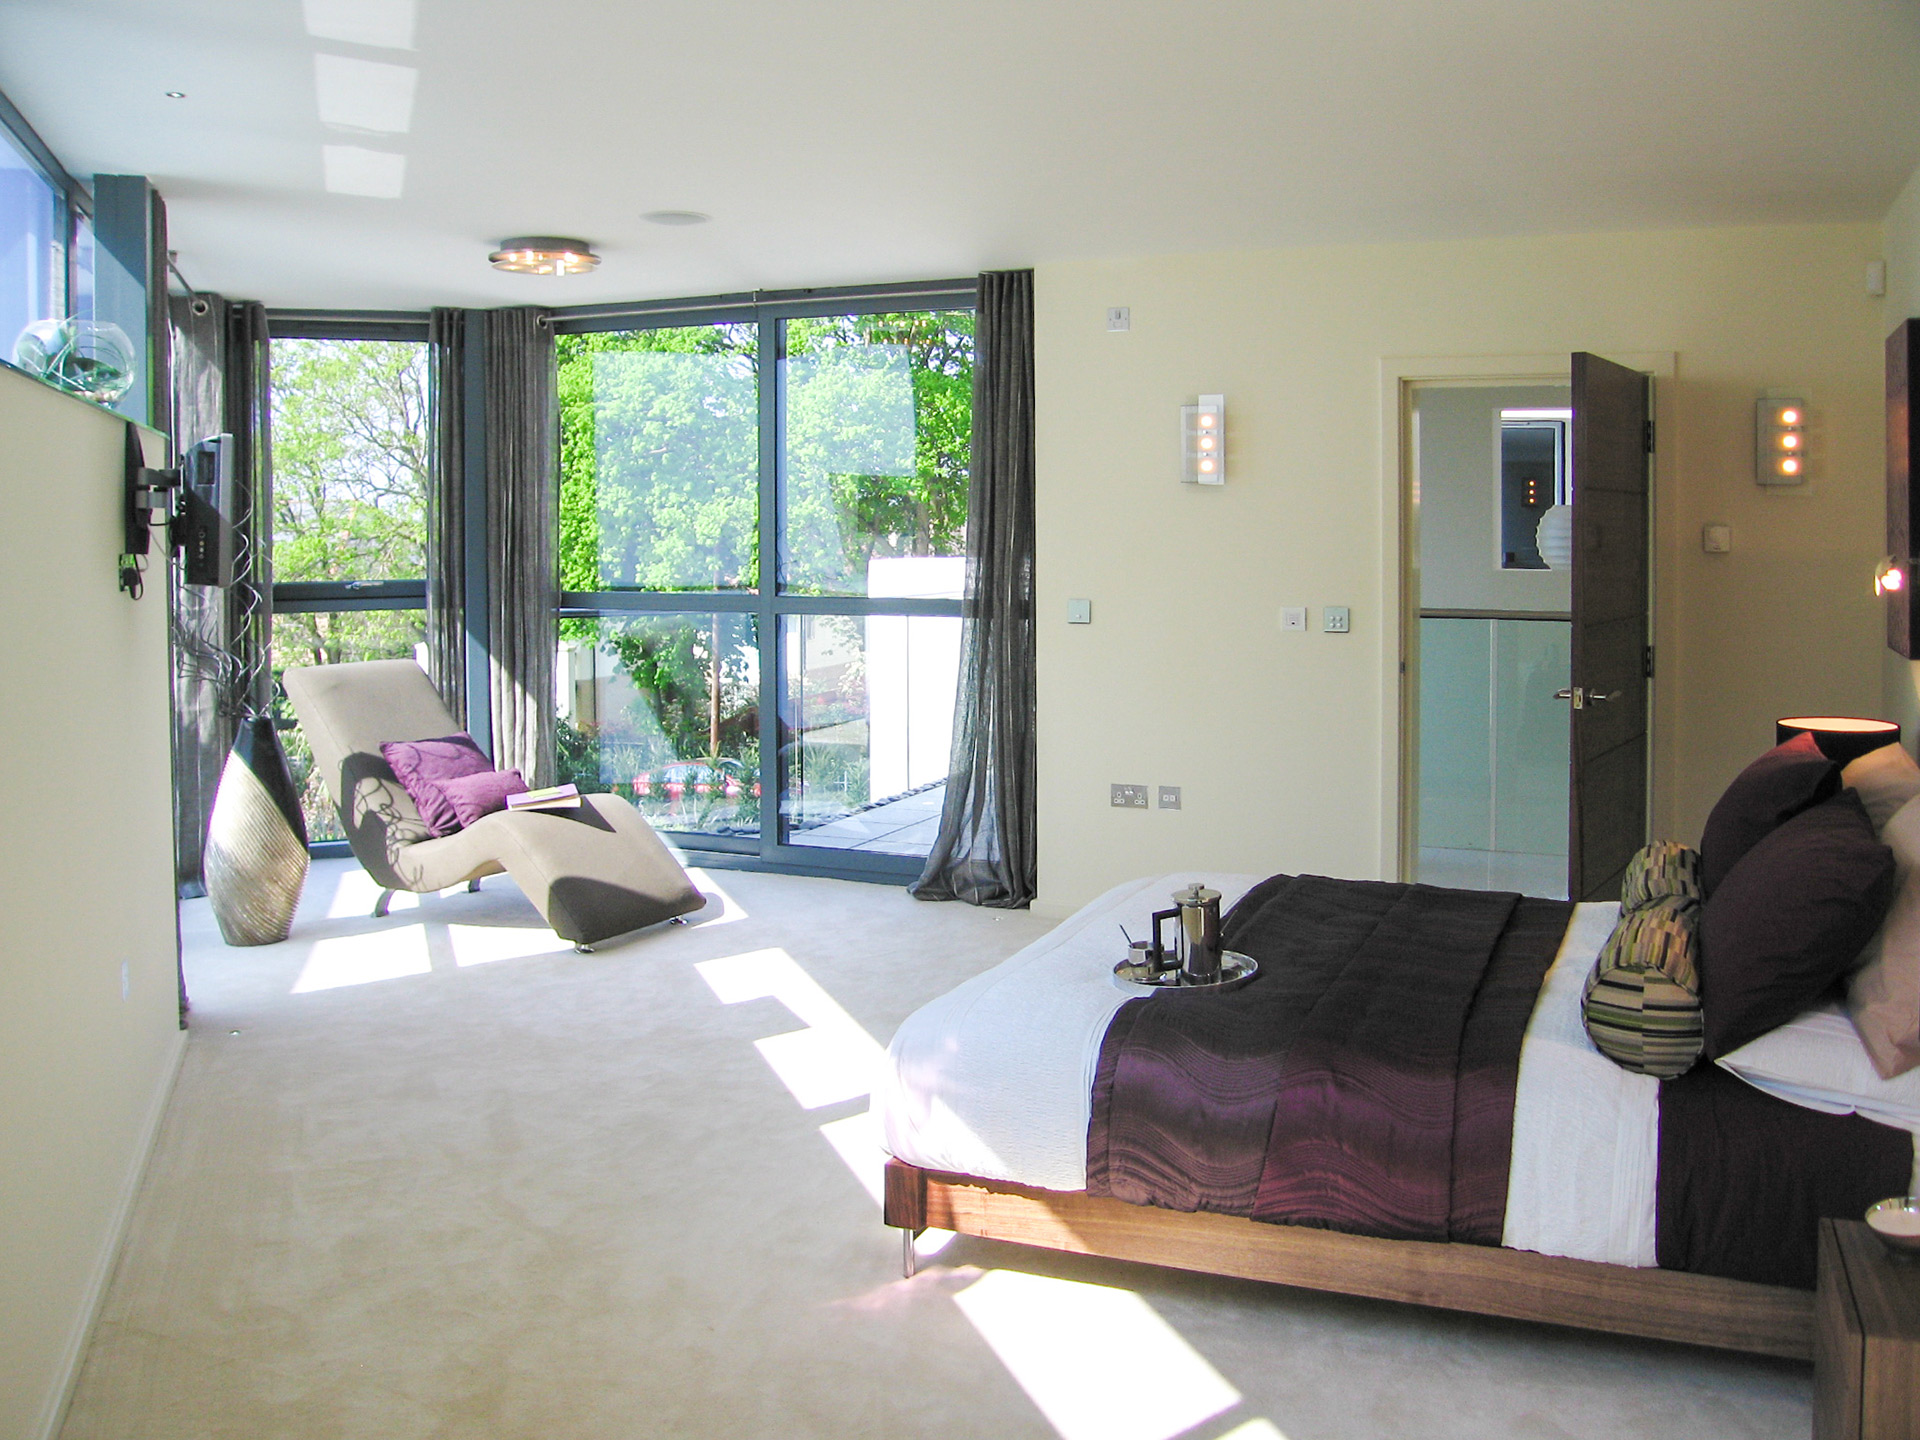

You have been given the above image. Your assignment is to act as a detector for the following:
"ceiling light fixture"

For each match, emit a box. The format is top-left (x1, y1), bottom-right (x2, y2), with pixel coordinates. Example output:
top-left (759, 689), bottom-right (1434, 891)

top-left (489, 236), bottom-right (600, 276)
top-left (643, 210), bottom-right (710, 226)
top-left (164, 90), bottom-right (186, 99)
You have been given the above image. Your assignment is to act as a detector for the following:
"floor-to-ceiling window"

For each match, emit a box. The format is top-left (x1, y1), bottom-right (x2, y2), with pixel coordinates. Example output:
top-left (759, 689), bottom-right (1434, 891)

top-left (554, 283), bottom-right (973, 878)
top-left (267, 319), bottom-right (431, 841)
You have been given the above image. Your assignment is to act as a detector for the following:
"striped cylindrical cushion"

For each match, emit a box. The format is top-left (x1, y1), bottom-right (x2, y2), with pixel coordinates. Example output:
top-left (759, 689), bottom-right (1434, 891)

top-left (1583, 895), bottom-right (1704, 1079)
top-left (1620, 840), bottom-right (1704, 912)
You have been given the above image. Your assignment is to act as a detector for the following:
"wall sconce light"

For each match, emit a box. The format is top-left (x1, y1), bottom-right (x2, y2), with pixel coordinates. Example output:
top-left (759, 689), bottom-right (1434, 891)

top-left (1182, 394), bottom-right (1225, 485)
top-left (1875, 556), bottom-right (1906, 598)
top-left (1756, 396), bottom-right (1807, 485)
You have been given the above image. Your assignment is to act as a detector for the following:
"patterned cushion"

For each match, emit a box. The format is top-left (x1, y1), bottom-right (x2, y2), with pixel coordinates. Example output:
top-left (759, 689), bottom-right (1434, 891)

top-left (1620, 840), bottom-right (1703, 912)
top-left (1583, 894), bottom-right (1705, 1079)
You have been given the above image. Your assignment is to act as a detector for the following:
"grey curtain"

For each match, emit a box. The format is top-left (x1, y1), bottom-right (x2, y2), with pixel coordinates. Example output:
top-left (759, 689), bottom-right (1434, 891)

top-left (167, 295), bottom-right (273, 890)
top-left (910, 270), bottom-right (1037, 907)
top-left (484, 307), bottom-right (557, 785)
top-left (425, 307), bottom-right (466, 717)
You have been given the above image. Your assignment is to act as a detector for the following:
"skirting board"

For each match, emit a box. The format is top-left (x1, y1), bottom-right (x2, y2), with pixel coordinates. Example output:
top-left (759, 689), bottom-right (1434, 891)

top-left (885, 1161), bottom-right (1812, 1362)
top-left (34, 1028), bottom-right (188, 1440)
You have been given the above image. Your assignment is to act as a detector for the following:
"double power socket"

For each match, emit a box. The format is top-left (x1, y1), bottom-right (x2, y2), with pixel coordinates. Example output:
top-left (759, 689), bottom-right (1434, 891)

top-left (1112, 784), bottom-right (1180, 810)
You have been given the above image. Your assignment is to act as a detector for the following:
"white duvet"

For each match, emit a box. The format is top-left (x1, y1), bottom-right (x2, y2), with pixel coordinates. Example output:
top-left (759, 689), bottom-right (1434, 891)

top-left (873, 874), bottom-right (1661, 1268)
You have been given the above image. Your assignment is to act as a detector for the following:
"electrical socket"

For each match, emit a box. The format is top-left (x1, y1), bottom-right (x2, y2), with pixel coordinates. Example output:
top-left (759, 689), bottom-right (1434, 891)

top-left (1280, 606), bottom-right (1306, 632)
top-left (1107, 306), bottom-right (1131, 332)
top-left (1111, 784), bottom-right (1148, 809)
top-left (1157, 786), bottom-right (1182, 810)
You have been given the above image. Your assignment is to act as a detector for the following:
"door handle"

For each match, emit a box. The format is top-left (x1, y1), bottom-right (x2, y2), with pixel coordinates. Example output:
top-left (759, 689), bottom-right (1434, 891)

top-left (1555, 686), bottom-right (1623, 708)
top-left (1554, 687), bottom-right (1583, 709)
top-left (1587, 689), bottom-right (1622, 704)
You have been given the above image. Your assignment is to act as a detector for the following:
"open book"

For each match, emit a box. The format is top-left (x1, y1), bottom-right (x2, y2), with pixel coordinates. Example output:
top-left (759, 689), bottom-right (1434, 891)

top-left (505, 782), bottom-right (582, 812)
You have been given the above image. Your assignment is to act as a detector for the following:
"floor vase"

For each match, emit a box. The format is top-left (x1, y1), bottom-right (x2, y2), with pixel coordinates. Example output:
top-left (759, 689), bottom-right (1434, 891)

top-left (205, 716), bottom-right (310, 946)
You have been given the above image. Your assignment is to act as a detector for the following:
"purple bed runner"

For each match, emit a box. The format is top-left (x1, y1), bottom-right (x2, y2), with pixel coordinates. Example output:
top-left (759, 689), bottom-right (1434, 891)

top-left (1087, 874), bottom-right (1571, 1244)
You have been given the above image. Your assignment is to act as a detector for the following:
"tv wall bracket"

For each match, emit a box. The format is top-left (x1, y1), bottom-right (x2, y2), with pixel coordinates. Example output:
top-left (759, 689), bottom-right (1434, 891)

top-left (121, 421), bottom-right (233, 599)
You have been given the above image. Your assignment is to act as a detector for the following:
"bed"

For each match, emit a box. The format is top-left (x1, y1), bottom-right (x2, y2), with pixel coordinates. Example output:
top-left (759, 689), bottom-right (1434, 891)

top-left (873, 865), bottom-right (1919, 1361)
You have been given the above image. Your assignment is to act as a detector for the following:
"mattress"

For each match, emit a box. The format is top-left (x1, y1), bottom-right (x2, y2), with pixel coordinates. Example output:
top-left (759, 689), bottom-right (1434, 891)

top-left (874, 873), bottom-right (1661, 1268)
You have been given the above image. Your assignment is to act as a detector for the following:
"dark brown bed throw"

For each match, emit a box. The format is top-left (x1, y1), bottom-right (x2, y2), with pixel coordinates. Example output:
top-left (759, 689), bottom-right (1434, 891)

top-left (1087, 874), bottom-right (1569, 1244)
top-left (1088, 872), bottom-right (1915, 1290)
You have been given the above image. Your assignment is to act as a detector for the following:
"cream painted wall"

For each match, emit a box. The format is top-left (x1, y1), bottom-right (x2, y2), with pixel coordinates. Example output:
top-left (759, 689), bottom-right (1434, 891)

top-left (0, 367), bottom-right (184, 1439)
top-left (1035, 223), bottom-right (1889, 914)
top-left (1879, 161), bottom-right (1920, 744)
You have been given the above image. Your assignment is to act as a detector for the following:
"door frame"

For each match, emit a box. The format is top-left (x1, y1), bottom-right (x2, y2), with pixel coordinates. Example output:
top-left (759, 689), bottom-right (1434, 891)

top-left (1378, 351), bottom-right (1676, 884)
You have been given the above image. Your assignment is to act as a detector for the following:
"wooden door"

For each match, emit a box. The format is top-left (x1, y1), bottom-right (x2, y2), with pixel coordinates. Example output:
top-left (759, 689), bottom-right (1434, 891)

top-left (1568, 352), bottom-right (1652, 900)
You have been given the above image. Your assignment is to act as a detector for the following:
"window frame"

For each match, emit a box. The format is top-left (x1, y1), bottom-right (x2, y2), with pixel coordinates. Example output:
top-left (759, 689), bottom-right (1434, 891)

top-left (551, 279), bottom-right (975, 882)
top-left (265, 311), bottom-right (433, 856)
top-left (0, 83), bottom-right (90, 370)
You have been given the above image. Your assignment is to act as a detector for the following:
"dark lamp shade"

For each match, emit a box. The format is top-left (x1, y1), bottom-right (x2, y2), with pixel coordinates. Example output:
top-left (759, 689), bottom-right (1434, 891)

top-left (1774, 716), bottom-right (1903, 765)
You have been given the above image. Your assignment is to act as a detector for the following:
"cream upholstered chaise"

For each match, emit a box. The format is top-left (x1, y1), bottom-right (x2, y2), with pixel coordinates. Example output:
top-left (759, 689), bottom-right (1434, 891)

top-left (282, 659), bottom-right (705, 948)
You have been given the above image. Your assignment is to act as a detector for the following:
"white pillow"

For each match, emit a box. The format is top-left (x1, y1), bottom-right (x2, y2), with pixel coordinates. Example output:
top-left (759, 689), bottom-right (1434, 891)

top-left (1717, 1001), bottom-right (1920, 1133)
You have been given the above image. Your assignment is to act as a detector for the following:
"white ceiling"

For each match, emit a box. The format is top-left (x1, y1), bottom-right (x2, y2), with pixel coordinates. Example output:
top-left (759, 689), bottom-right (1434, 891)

top-left (2, 0), bottom-right (1917, 310)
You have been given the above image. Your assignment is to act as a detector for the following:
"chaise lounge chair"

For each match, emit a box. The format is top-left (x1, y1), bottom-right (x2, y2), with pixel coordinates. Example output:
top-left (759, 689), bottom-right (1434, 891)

top-left (282, 659), bottom-right (706, 948)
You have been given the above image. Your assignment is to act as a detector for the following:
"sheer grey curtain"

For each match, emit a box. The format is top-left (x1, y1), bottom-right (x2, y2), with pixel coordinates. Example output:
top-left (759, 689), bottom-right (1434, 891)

top-left (484, 307), bottom-right (556, 784)
top-left (910, 270), bottom-right (1037, 907)
top-left (167, 295), bottom-right (273, 890)
top-left (424, 307), bottom-right (466, 717)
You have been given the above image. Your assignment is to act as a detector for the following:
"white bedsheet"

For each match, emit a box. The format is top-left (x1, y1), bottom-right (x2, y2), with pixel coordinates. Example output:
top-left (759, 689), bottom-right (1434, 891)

top-left (875, 875), bottom-right (1661, 1267)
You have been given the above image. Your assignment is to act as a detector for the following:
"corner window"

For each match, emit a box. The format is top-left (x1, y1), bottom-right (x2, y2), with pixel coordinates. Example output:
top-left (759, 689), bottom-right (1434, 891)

top-left (556, 293), bottom-right (974, 875)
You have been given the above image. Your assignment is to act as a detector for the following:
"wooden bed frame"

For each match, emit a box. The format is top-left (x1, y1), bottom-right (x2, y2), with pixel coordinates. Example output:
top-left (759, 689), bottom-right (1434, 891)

top-left (885, 1160), bottom-right (1812, 1361)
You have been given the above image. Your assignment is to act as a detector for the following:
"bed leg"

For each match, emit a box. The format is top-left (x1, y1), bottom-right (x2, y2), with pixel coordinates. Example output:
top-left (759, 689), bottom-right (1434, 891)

top-left (902, 1227), bottom-right (919, 1279)
top-left (467, 878), bottom-right (482, 893)
top-left (372, 889), bottom-right (395, 919)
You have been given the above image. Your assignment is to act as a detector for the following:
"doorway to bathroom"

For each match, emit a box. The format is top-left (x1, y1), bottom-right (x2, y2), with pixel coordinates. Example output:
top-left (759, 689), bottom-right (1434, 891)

top-left (1411, 382), bottom-right (1575, 899)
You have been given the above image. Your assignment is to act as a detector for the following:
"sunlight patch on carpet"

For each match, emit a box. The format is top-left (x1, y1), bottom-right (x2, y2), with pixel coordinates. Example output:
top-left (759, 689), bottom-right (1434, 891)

top-left (953, 1269), bottom-right (1241, 1440)
top-left (292, 926), bottom-right (430, 993)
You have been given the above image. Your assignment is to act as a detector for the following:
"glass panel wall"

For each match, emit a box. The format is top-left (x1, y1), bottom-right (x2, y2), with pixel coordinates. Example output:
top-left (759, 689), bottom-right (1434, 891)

top-left (557, 291), bottom-right (973, 875)
top-left (1417, 616), bottom-right (1570, 898)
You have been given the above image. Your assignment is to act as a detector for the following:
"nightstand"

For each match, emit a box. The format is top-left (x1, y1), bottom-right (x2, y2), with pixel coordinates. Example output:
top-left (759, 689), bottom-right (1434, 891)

top-left (1815, 1218), bottom-right (1920, 1439)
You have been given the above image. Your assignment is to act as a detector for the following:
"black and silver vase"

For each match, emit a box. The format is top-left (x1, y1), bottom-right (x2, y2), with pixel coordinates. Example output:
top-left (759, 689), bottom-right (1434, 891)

top-left (204, 715), bottom-right (310, 946)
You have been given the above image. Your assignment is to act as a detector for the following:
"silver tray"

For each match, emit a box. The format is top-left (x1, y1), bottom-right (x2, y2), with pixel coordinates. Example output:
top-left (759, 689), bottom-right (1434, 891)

top-left (1111, 950), bottom-right (1259, 994)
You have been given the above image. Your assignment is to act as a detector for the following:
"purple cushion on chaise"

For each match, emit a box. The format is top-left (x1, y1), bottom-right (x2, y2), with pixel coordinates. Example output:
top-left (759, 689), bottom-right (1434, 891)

top-left (378, 733), bottom-right (492, 837)
top-left (438, 769), bottom-right (528, 830)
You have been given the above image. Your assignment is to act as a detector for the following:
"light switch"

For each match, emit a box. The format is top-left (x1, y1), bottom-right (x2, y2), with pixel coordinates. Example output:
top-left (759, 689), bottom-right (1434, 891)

top-left (1067, 598), bottom-right (1092, 624)
top-left (1280, 606), bottom-right (1307, 632)
top-left (1323, 606), bottom-right (1351, 634)
top-left (1157, 786), bottom-right (1182, 810)
top-left (1107, 307), bottom-right (1131, 332)
top-left (1702, 524), bottom-right (1732, 554)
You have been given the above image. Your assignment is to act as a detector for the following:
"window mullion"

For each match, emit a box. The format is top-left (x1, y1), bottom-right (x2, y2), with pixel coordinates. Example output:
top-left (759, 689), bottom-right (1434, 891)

top-left (756, 309), bottom-right (783, 857)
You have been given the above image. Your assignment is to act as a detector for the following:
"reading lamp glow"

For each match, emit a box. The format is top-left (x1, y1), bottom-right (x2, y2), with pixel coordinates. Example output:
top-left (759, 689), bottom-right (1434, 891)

top-left (1876, 556), bottom-right (1907, 597)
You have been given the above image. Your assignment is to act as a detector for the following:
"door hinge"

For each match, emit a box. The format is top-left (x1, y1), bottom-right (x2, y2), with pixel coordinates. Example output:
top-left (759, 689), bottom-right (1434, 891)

top-left (1644, 645), bottom-right (1656, 679)
top-left (1644, 420), bottom-right (1656, 454)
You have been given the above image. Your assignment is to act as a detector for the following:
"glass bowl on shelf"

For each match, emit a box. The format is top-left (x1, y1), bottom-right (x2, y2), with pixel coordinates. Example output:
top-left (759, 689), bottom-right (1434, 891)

top-left (12, 316), bottom-right (138, 404)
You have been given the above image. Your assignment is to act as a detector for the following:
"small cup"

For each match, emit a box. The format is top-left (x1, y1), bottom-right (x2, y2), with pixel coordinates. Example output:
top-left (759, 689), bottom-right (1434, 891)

top-left (1865, 1196), bottom-right (1920, 1256)
top-left (1127, 940), bottom-right (1159, 974)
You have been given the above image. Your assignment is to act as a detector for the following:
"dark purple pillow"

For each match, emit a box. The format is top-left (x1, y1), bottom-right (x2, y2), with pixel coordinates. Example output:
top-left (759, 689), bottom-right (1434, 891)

top-left (1697, 788), bottom-right (1896, 1057)
top-left (438, 769), bottom-right (528, 829)
top-left (379, 733), bottom-right (491, 837)
top-left (1698, 732), bottom-right (1841, 895)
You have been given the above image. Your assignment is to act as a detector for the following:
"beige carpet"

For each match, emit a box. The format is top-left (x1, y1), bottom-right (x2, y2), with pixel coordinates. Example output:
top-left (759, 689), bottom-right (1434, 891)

top-left (60, 859), bottom-right (1812, 1440)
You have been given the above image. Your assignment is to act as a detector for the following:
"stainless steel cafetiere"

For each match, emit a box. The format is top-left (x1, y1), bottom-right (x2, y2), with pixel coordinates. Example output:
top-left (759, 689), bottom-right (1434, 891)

top-left (1151, 883), bottom-right (1224, 984)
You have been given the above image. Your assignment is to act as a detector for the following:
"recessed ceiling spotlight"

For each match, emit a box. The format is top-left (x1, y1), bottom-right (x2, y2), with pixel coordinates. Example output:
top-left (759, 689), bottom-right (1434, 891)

top-left (489, 236), bottom-right (600, 276)
top-left (164, 90), bottom-right (187, 99)
top-left (643, 210), bottom-right (710, 226)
